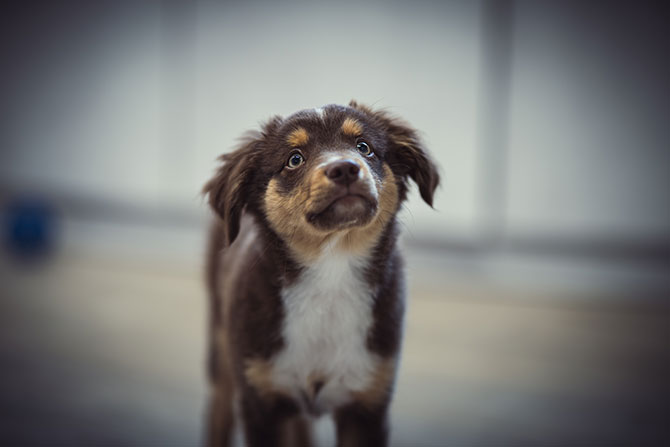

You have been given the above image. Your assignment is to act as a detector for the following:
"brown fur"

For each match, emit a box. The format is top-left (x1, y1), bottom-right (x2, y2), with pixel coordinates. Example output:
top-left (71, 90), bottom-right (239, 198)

top-left (286, 127), bottom-right (309, 147)
top-left (338, 164), bottom-right (399, 255)
top-left (204, 102), bottom-right (439, 447)
top-left (244, 358), bottom-right (290, 399)
top-left (341, 117), bottom-right (363, 136)
top-left (352, 358), bottom-right (397, 409)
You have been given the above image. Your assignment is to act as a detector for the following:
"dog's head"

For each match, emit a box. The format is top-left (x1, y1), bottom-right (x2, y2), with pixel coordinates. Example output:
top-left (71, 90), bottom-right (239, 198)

top-left (204, 101), bottom-right (439, 261)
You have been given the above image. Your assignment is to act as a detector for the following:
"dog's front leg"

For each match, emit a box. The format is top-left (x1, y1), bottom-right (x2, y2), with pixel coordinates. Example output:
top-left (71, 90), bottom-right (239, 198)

top-left (334, 402), bottom-right (390, 447)
top-left (239, 389), bottom-right (300, 447)
top-left (239, 392), bottom-right (283, 447)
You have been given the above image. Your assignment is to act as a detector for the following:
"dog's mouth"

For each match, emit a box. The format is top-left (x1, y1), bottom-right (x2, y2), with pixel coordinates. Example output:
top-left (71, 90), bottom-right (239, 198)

top-left (306, 190), bottom-right (378, 231)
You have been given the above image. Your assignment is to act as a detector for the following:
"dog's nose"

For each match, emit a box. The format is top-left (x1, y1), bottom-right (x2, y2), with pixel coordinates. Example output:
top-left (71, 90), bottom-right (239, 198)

top-left (325, 160), bottom-right (360, 185)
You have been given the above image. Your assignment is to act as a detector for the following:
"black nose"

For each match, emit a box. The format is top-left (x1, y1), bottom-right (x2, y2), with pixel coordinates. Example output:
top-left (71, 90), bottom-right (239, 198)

top-left (325, 160), bottom-right (360, 185)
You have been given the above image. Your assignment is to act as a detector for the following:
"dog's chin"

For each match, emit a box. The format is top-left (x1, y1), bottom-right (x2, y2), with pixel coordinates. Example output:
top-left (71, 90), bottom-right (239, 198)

top-left (306, 194), bottom-right (377, 232)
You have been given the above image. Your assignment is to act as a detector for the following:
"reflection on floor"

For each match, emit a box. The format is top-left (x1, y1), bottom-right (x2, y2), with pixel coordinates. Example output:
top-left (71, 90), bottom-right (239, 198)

top-left (0, 249), bottom-right (668, 446)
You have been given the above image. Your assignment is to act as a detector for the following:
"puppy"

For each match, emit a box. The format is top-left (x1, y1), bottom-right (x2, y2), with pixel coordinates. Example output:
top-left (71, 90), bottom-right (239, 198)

top-left (204, 101), bottom-right (439, 447)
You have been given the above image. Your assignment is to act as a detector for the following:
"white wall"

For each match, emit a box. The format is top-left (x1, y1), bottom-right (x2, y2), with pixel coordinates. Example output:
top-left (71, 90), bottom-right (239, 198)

top-left (1, 2), bottom-right (165, 205)
top-left (2, 0), bottom-right (668, 246)
top-left (505, 1), bottom-right (670, 240)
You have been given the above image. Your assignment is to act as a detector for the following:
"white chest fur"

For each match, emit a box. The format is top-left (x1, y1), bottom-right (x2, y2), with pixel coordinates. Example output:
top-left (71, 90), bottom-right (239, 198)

top-left (271, 250), bottom-right (379, 415)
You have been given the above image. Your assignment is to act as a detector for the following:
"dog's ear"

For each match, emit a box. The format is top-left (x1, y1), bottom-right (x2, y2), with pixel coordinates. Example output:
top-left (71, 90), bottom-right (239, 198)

top-left (349, 100), bottom-right (440, 207)
top-left (203, 136), bottom-right (258, 245)
top-left (385, 118), bottom-right (440, 207)
top-left (203, 117), bottom-right (281, 245)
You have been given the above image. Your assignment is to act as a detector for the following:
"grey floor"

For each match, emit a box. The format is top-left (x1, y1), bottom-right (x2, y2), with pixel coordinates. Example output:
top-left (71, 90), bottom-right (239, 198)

top-left (1, 235), bottom-right (668, 446)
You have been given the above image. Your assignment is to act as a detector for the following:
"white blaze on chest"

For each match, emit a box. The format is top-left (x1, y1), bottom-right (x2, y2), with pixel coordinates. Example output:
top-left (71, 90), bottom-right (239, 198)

top-left (271, 248), bottom-right (378, 414)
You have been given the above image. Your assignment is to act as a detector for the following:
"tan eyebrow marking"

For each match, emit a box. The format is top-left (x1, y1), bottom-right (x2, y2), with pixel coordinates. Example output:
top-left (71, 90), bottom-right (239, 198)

top-left (341, 117), bottom-right (363, 136)
top-left (286, 127), bottom-right (309, 147)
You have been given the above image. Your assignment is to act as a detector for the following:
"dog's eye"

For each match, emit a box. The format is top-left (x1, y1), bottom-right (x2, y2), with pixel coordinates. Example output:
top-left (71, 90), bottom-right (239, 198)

top-left (356, 141), bottom-right (373, 157)
top-left (287, 152), bottom-right (304, 169)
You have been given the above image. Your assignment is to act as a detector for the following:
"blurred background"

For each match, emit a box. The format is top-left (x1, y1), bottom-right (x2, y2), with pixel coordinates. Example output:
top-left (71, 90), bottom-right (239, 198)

top-left (1, 0), bottom-right (668, 446)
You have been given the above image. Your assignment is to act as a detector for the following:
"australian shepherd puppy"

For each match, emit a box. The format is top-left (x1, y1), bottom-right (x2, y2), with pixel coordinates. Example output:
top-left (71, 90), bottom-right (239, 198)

top-left (204, 101), bottom-right (439, 447)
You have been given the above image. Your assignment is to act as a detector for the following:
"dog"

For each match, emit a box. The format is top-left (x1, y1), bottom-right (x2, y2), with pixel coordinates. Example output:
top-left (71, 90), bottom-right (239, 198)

top-left (204, 101), bottom-right (439, 447)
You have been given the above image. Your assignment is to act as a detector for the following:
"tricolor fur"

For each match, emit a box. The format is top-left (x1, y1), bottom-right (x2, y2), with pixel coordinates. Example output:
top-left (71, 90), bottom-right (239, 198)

top-left (204, 101), bottom-right (439, 447)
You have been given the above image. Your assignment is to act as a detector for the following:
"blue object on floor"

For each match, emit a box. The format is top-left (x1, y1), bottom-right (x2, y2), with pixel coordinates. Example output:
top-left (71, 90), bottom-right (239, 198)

top-left (3, 197), bottom-right (57, 259)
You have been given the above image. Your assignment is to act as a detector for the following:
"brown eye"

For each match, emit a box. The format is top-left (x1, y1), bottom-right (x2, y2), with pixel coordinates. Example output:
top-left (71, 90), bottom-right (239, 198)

top-left (287, 152), bottom-right (304, 168)
top-left (356, 141), bottom-right (373, 156)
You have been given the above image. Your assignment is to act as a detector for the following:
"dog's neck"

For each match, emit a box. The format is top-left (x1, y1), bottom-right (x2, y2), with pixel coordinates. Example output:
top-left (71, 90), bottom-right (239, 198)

top-left (254, 211), bottom-right (400, 287)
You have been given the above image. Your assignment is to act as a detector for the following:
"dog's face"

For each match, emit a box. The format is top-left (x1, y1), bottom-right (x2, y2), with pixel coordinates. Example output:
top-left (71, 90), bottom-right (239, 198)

top-left (205, 101), bottom-right (439, 260)
top-left (266, 114), bottom-right (384, 233)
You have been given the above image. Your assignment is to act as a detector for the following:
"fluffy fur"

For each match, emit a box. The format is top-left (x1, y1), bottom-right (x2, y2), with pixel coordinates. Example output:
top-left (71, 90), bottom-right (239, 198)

top-left (204, 101), bottom-right (439, 447)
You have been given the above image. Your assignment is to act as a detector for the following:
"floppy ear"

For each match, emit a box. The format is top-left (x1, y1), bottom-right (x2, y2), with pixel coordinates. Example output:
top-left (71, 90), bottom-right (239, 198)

top-left (349, 100), bottom-right (440, 207)
top-left (203, 117), bottom-right (281, 245)
top-left (203, 135), bottom-right (258, 245)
